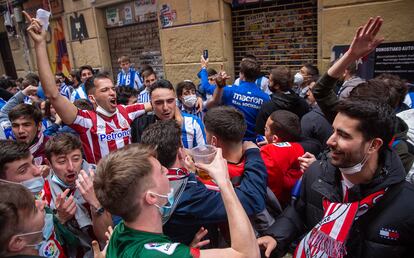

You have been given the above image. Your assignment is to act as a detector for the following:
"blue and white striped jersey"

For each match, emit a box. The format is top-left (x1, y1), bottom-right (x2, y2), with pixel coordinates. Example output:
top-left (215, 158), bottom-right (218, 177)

top-left (181, 112), bottom-right (206, 149)
top-left (70, 84), bottom-right (88, 102)
top-left (138, 88), bottom-right (151, 103)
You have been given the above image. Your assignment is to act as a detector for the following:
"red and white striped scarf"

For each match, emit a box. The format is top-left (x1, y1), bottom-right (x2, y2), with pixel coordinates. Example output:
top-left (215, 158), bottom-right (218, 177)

top-left (294, 189), bottom-right (386, 258)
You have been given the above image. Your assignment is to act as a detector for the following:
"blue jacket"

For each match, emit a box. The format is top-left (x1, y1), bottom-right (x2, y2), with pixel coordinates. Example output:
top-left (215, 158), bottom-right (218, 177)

top-left (164, 148), bottom-right (268, 244)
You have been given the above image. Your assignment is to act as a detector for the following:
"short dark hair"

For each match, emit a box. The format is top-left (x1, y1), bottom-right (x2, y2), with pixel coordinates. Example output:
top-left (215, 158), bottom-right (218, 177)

top-left (0, 182), bottom-right (36, 257)
top-left (0, 78), bottom-right (14, 90)
top-left (149, 79), bottom-right (175, 97)
top-left (25, 73), bottom-right (40, 86)
top-left (141, 120), bottom-right (182, 168)
top-left (0, 140), bottom-right (30, 179)
top-left (204, 106), bottom-right (247, 144)
top-left (116, 87), bottom-right (138, 105)
top-left (176, 81), bottom-right (196, 98)
top-left (335, 99), bottom-right (395, 152)
top-left (84, 73), bottom-right (112, 95)
top-left (142, 69), bottom-right (156, 80)
top-left (269, 66), bottom-right (292, 92)
top-left (269, 110), bottom-right (301, 142)
top-left (45, 133), bottom-right (82, 161)
top-left (240, 58), bottom-right (260, 82)
top-left (303, 64), bottom-right (319, 77)
top-left (9, 103), bottom-right (42, 125)
top-left (346, 62), bottom-right (358, 76)
top-left (207, 68), bottom-right (217, 77)
top-left (349, 76), bottom-right (408, 108)
top-left (80, 65), bottom-right (93, 75)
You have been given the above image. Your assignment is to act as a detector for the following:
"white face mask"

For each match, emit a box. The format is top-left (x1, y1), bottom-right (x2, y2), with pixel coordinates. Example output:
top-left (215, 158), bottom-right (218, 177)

top-left (338, 141), bottom-right (373, 175)
top-left (91, 96), bottom-right (117, 117)
top-left (182, 94), bottom-right (197, 108)
top-left (294, 72), bottom-right (304, 86)
top-left (96, 105), bottom-right (117, 117)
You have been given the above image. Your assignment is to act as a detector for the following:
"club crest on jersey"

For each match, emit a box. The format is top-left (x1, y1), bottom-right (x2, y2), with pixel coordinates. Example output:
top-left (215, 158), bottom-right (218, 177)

top-left (40, 240), bottom-right (60, 257)
top-left (273, 142), bottom-right (291, 147)
top-left (144, 242), bottom-right (179, 255)
top-left (99, 129), bottom-right (131, 141)
top-left (379, 228), bottom-right (399, 240)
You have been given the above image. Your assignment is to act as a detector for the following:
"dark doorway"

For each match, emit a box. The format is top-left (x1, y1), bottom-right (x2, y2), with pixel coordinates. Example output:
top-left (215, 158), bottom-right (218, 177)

top-left (0, 32), bottom-right (17, 79)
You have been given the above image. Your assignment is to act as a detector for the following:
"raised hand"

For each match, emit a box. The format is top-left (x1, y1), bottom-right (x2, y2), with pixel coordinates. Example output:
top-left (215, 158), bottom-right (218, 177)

top-left (298, 152), bottom-right (316, 172)
top-left (195, 148), bottom-right (229, 186)
top-left (76, 169), bottom-right (101, 210)
top-left (257, 236), bottom-right (277, 258)
top-left (190, 227), bottom-right (210, 248)
top-left (22, 85), bottom-right (38, 96)
top-left (201, 55), bottom-right (209, 68)
top-left (55, 188), bottom-right (76, 224)
top-left (348, 16), bottom-right (384, 59)
top-left (23, 11), bottom-right (47, 45)
top-left (92, 226), bottom-right (113, 258)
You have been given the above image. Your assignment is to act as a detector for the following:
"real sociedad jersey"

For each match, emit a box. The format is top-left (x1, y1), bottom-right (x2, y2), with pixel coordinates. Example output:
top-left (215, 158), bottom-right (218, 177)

top-left (181, 112), bottom-right (206, 148)
top-left (222, 81), bottom-right (270, 141)
top-left (69, 103), bottom-right (146, 163)
top-left (70, 84), bottom-right (88, 102)
top-left (138, 88), bottom-right (150, 103)
top-left (117, 68), bottom-right (143, 90)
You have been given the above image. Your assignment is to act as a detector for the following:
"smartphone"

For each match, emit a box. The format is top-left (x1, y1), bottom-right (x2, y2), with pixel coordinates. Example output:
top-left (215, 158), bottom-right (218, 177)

top-left (203, 49), bottom-right (208, 60)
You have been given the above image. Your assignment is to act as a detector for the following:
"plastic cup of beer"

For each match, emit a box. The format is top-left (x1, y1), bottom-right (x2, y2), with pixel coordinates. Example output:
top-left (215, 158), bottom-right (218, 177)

top-left (191, 145), bottom-right (217, 180)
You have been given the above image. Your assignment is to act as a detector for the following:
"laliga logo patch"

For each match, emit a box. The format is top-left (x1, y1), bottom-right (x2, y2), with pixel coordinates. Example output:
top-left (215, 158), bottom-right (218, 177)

top-left (144, 242), bottom-right (179, 255)
top-left (379, 228), bottom-right (400, 241)
top-left (40, 240), bottom-right (60, 257)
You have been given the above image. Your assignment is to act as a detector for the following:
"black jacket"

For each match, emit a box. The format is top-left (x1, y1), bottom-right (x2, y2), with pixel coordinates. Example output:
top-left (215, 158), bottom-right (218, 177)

top-left (300, 105), bottom-right (333, 150)
top-left (256, 90), bottom-right (310, 135)
top-left (264, 148), bottom-right (414, 258)
top-left (130, 113), bottom-right (157, 143)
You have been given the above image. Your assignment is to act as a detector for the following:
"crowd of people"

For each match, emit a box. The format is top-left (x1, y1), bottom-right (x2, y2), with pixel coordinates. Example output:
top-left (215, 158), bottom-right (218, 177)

top-left (0, 12), bottom-right (413, 258)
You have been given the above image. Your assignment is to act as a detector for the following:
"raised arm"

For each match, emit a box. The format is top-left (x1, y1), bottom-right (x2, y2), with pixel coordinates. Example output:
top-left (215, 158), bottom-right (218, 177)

top-left (24, 11), bottom-right (78, 125)
top-left (205, 69), bottom-right (230, 109)
top-left (196, 148), bottom-right (260, 258)
top-left (313, 16), bottom-right (383, 123)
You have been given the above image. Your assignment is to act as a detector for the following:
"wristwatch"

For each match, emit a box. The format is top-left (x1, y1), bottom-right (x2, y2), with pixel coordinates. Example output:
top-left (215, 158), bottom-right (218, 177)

top-left (94, 206), bottom-right (105, 216)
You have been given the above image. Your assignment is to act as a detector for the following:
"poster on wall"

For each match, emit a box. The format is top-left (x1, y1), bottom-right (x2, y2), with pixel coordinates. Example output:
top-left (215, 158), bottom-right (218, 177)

top-left (134, 0), bottom-right (157, 22)
top-left (124, 5), bottom-right (133, 24)
top-left (47, 18), bottom-right (71, 75)
top-left (159, 4), bottom-right (176, 28)
top-left (374, 42), bottom-right (414, 82)
top-left (332, 41), bottom-right (414, 82)
top-left (70, 12), bottom-right (89, 42)
top-left (106, 7), bottom-right (119, 26)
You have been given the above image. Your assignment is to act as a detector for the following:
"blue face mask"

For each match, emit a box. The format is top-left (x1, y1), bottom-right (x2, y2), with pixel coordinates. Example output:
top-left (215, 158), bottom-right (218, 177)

top-left (51, 173), bottom-right (74, 189)
top-left (150, 188), bottom-right (174, 216)
top-left (21, 176), bottom-right (45, 194)
top-left (16, 212), bottom-right (54, 253)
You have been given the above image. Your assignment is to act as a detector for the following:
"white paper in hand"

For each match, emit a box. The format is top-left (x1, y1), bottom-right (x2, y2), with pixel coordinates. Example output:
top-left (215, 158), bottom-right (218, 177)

top-left (36, 9), bottom-right (51, 31)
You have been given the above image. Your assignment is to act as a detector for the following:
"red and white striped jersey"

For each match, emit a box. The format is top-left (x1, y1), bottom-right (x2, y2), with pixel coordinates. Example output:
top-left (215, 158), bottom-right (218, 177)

top-left (70, 104), bottom-right (145, 164)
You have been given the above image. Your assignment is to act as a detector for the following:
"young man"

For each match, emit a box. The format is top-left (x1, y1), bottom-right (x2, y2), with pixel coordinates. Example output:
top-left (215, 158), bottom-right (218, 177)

top-left (141, 118), bottom-right (268, 244)
top-left (138, 69), bottom-right (157, 103)
top-left (70, 65), bottom-right (94, 102)
top-left (24, 12), bottom-right (152, 163)
top-left (93, 144), bottom-right (260, 258)
top-left (8, 104), bottom-right (48, 165)
top-left (300, 82), bottom-right (333, 150)
top-left (233, 55), bottom-right (271, 95)
top-left (116, 55), bottom-right (143, 90)
top-left (131, 79), bottom-right (206, 148)
top-left (176, 80), bottom-right (203, 119)
top-left (255, 66), bottom-right (309, 136)
top-left (292, 63), bottom-right (319, 98)
top-left (262, 99), bottom-right (414, 258)
top-left (260, 110), bottom-right (308, 207)
top-left (208, 58), bottom-right (270, 141)
top-left (0, 182), bottom-right (47, 258)
top-left (44, 133), bottom-right (113, 256)
top-left (0, 140), bottom-right (67, 258)
top-left (336, 62), bottom-right (365, 99)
